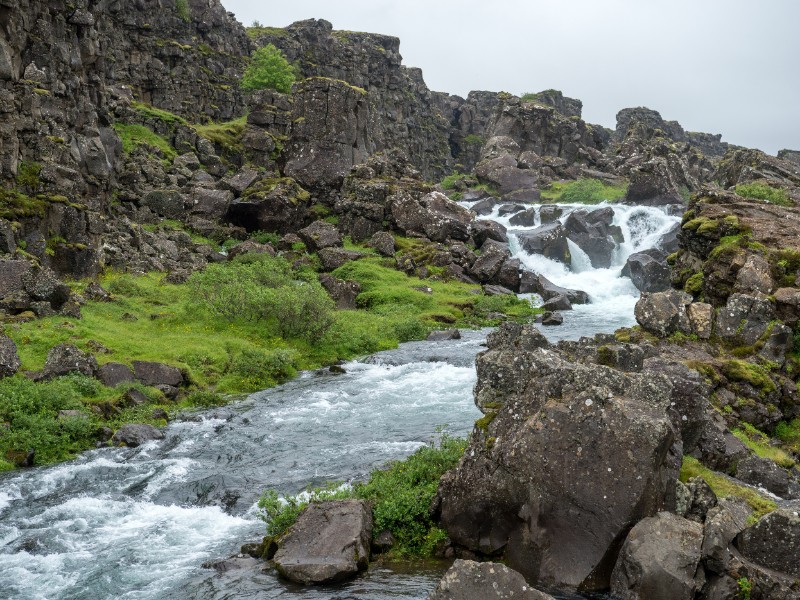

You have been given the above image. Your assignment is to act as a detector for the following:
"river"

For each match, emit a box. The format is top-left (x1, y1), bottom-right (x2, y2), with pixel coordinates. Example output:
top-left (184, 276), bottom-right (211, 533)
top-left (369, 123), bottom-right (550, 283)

top-left (0, 202), bottom-right (680, 600)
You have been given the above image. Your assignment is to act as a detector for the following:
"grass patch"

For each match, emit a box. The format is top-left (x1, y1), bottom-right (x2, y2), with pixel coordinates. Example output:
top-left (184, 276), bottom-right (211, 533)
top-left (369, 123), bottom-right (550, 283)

top-left (736, 182), bottom-right (792, 206)
top-left (131, 101), bottom-right (188, 126)
top-left (680, 455), bottom-right (777, 521)
top-left (733, 423), bottom-right (796, 469)
top-left (194, 116), bottom-right (248, 153)
top-left (540, 178), bottom-right (627, 204)
top-left (332, 257), bottom-right (537, 327)
top-left (258, 434), bottom-right (467, 556)
top-left (112, 123), bottom-right (177, 164)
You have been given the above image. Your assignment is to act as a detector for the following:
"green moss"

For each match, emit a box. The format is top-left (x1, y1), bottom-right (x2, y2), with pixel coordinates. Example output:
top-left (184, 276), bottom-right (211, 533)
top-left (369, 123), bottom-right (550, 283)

top-left (733, 423), bottom-right (796, 468)
top-left (475, 412), bottom-right (497, 432)
top-left (175, 0), bottom-right (190, 22)
top-left (112, 123), bottom-right (177, 164)
top-left (193, 116), bottom-right (247, 152)
top-left (131, 101), bottom-right (188, 126)
top-left (684, 272), bottom-right (704, 294)
top-left (721, 360), bottom-right (777, 394)
top-left (680, 456), bottom-right (776, 520)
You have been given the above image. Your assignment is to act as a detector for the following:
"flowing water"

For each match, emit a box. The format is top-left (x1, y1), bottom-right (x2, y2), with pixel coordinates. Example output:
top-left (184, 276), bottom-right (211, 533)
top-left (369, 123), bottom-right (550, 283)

top-left (0, 202), bottom-right (679, 599)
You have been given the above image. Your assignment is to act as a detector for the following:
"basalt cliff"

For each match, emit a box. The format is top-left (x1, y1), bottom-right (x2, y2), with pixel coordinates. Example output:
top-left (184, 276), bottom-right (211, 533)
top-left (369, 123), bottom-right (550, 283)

top-left (2, 2), bottom-right (800, 599)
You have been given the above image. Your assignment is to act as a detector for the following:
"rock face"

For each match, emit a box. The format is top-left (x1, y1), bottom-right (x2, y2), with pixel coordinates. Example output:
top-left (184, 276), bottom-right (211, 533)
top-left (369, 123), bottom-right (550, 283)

top-left (273, 500), bottom-right (372, 585)
top-left (428, 560), bottom-right (555, 600)
top-left (735, 509), bottom-right (800, 578)
top-left (0, 335), bottom-right (21, 379)
top-left (436, 324), bottom-right (677, 592)
top-left (610, 512), bottom-right (704, 600)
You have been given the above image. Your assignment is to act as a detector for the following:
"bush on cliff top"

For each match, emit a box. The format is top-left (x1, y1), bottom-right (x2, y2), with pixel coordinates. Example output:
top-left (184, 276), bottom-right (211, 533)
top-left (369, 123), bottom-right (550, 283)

top-left (240, 44), bottom-right (296, 93)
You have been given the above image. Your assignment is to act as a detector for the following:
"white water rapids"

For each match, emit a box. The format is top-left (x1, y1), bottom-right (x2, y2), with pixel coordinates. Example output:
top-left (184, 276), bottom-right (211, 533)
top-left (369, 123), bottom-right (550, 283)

top-left (0, 202), bottom-right (679, 599)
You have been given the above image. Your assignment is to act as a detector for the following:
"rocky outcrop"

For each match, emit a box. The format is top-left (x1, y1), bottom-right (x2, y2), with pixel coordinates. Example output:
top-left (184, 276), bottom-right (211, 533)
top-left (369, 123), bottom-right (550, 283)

top-left (610, 512), bottom-right (704, 600)
top-left (273, 499), bottom-right (372, 585)
top-left (435, 324), bottom-right (678, 592)
top-left (0, 334), bottom-right (21, 378)
top-left (42, 343), bottom-right (98, 380)
top-left (428, 560), bottom-right (555, 600)
top-left (111, 423), bottom-right (164, 447)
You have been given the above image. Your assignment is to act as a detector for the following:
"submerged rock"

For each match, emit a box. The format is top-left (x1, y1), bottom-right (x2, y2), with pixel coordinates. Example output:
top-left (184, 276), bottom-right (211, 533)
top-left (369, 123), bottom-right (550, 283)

top-left (273, 500), bottom-right (372, 585)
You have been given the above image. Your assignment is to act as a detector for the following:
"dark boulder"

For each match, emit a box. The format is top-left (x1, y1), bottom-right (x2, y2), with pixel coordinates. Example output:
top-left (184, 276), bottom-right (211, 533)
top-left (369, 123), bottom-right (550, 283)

top-left (22, 267), bottom-right (71, 308)
top-left (187, 188), bottom-right (234, 220)
top-left (542, 294), bottom-right (572, 311)
top-left (367, 231), bottom-right (395, 257)
top-left (97, 363), bottom-right (135, 387)
top-left (0, 260), bottom-right (33, 298)
top-left (318, 274), bottom-right (361, 310)
top-left (540, 311), bottom-right (563, 325)
top-left (437, 338), bottom-right (677, 592)
top-left (428, 559), bottom-right (556, 600)
top-left (735, 509), bottom-right (800, 577)
top-left (227, 240), bottom-right (276, 260)
top-left (701, 498), bottom-right (752, 574)
top-left (715, 293), bottom-right (775, 347)
top-left (219, 167), bottom-right (260, 195)
top-left (497, 204), bottom-right (526, 217)
top-left (298, 221), bottom-right (343, 252)
top-left (563, 209), bottom-right (620, 269)
top-left (517, 222), bottom-right (571, 264)
top-left (318, 248), bottom-right (366, 271)
top-left (273, 500), bottom-right (372, 585)
top-left (472, 220), bottom-right (508, 247)
top-left (656, 222), bottom-right (680, 254)
top-left (469, 240), bottom-right (511, 283)
top-left (427, 329), bottom-right (461, 341)
top-left (111, 424), bottom-right (165, 447)
top-left (0, 335), bottom-right (21, 379)
top-left (520, 271), bottom-right (589, 304)
top-left (622, 249), bottom-right (671, 293)
top-left (132, 361), bottom-right (183, 388)
top-left (508, 207), bottom-right (537, 227)
top-left (495, 258), bottom-right (522, 292)
top-left (42, 344), bottom-right (98, 379)
top-left (735, 454), bottom-right (799, 499)
top-left (610, 512), bottom-right (703, 600)
top-left (392, 191), bottom-right (472, 243)
top-left (141, 190), bottom-right (185, 219)
top-left (634, 290), bottom-right (692, 337)
top-left (539, 204), bottom-right (562, 224)
top-left (469, 198), bottom-right (497, 216)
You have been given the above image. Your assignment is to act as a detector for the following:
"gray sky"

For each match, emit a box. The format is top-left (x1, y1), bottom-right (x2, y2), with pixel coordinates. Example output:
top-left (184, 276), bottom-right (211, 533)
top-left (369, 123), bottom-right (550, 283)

top-left (220, 0), bottom-right (799, 156)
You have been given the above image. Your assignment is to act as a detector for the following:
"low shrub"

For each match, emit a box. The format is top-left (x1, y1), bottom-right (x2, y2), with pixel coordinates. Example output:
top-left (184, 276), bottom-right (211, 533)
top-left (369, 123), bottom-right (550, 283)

top-left (736, 182), bottom-right (791, 206)
top-left (240, 44), bottom-right (296, 93)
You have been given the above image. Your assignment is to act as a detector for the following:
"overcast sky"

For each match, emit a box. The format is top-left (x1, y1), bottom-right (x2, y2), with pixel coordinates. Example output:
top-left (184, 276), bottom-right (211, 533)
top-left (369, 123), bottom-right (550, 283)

top-left (219, 0), bottom-right (799, 156)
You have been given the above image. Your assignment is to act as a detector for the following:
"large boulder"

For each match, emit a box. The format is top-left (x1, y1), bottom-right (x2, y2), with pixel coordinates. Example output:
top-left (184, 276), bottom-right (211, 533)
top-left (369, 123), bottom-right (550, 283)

top-left (519, 271), bottom-right (589, 304)
top-left (428, 559), bottom-right (555, 600)
top-left (0, 335), bottom-right (21, 379)
top-left (563, 208), bottom-right (620, 269)
top-left (97, 362), bottom-right (135, 388)
top-left (392, 191), bottom-right (472, 243)
top-left (469, 240), bottom-right (511, 283)
top-left (701, 498), bottom-right (752, 574)
top-left (517, 222), bottom-right (571, 264)
top-left (634, 290), bottom-right (693, 337)
top-left (273, 500), bottom-right (372, 585)
top-left (132, 361), bottom-right (183, 387)
top-left (610, 512), bottom-right (703, 600)
top-left (714, 293), bottom-right (775, 347)
top-left (42, 344), bottom-right (98, 379)
top-left (735, 454), bottom-right (800, 499)
top-left (0, 259), bottom-right (32, 298)
top-left (298, 220), bottom-right (343, 252)
top-left (622, 249), bottom-right (671, 293)
top-left (471, 220), bottom-right (508, 247)
top-left (318, 274), bottom-right (361, 310)
top-left (735, 509), bottom-right (800, 578)
top-left (111, 424), bottom-right (165, 447)
top-left (436, 326), bottom-right (677, 592)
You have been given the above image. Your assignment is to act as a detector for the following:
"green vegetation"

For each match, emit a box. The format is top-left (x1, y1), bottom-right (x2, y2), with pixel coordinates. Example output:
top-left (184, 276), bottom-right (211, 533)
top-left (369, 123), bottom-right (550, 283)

top-left (175, 0), bottom-right (190, 22)
top-left (737, 577), bottom-right (752, 600)
top-left (131, 101), bottom-right (188, 126)
top-left (720, 360), bottom-right (777, 395)
top-left (245, 24), bottom-right (289, 40)
top-left (540, 178), bottom-right (627, 204)
top-left (241, 44), bottom-right (296, 93)
top-left (258, 435), bottom-right (467, 556)
top-left (733, 423), bottom-right (796, 469)
top-left (680, 456), bottom-right (777, 521)
top-left (0, 374), bottom-right (169, 469)
top-left (684, 272), bottom-right (704, 295)
top-left (193, 116), bottom-right (247, 153)
top-left (112, 123), bottom-right (177, 165)
top-left (15, 160), bottom-right (42, 193)
top-left (736, 182), bottom-right (792, 207)
top-left (332, 256), bottom-right (538, 328)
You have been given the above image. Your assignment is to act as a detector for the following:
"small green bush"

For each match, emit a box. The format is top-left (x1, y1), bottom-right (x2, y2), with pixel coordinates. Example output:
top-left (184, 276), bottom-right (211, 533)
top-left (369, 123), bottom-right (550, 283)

top-left (15, 160), bottom-right (42, 193)
top-left (186, 390), bottom-right (226, 408)
top-left (229, 347), bottom-right (298, 388)
top-left (241, 44), bottom-right (296, 93)
top-left (736, 182), bottom-right (791, 206)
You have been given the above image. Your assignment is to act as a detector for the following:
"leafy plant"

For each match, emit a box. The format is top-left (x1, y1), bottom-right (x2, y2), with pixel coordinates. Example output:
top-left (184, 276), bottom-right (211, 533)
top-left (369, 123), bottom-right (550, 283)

top-left (240, 44), bottom-right (296, 93)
